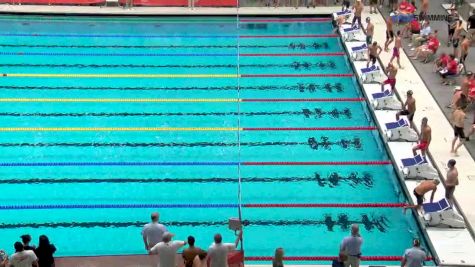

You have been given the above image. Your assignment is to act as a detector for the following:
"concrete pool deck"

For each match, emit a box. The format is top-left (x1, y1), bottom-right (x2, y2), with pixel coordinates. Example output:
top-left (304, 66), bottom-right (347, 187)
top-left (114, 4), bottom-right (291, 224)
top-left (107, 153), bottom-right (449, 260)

top-left (0, 4), bottom-right (474, 266)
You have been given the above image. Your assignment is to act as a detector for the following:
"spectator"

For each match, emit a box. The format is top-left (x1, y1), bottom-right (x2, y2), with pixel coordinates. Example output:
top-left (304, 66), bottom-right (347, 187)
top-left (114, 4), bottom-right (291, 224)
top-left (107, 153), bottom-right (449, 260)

top-left (193, 251), bottom-right (208, 267)
top-left (142, 212), bottom-right (167, 251)
top-left (468, 9), bottom-right (475, 40)
top-left (451, 105), bottom-right (467, 155)
top-left (401, 239), bottom-right (426, 267)
top-left (439, 54), bottom-right (458, 85)
top-left (339, 224), bottom-right (363, 267)
top-left (34, 235), bottom-right (56, 267)
top-left (404, 179), bottom-right (440, 212)
top-left (410, 19), bottom-right (430, 48)
top-left (208, 230), bottom-right (243, 267)
top-left (402, 17), bottom-right (420, 39)
top-left (445, 159), bottom-right (459, 206)
top-left (449, 72), bottom-right (472, 109)
top-left (434, 53), bottom-right (449, 72)
top-left (411, 31), bottom-right (439, 61)
top-left (21, 235), bottom-right (36, 251)
top-left (273, 248), bottom-right (284, 267)
top-left (412, 117), bottom-right (431, 156)
top-left (0, 250), bottom-right (8, 267)
top-left (183, 236), bottom-right (203, 267)
top-left (10, 242), bottom-right (38, 267)
top-left (149, 232), bottom-right (186, 267)
top-left (447, 7), bottom-right (459, 47)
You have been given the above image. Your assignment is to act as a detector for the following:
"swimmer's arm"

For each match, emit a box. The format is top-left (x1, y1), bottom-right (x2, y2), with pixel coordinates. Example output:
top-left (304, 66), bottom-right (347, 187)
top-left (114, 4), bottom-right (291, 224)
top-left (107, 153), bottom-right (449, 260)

top-left (403, 99), bottom-right (408, 109)
top-left (427, 128), bottom-right (432, 145)
top-left (377, 46), bottom-right (383, 55)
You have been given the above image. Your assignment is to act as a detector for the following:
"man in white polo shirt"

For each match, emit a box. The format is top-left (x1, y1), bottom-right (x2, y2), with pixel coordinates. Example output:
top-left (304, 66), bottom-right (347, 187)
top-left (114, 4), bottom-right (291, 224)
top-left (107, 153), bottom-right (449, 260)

top-left (149, 232), bottom-right (186, 267)
top-left (339, 224), bottom-right (363, 267)
top-left (208, 230), bottom-right (242, 267)
top-left (142, 212), bottom-right (168, 251)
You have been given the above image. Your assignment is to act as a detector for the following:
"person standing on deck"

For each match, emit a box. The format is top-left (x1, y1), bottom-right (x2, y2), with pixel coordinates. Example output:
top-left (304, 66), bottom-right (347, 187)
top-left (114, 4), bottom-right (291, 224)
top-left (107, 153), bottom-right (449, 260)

top-left (412, 117), bottom-right (431, 156)
top-left (445, 159), bottom-right (459, 206)
top-left (142, 212), bottom-right (168, 251)
top-left (339, 224), bottom-right (363, 267)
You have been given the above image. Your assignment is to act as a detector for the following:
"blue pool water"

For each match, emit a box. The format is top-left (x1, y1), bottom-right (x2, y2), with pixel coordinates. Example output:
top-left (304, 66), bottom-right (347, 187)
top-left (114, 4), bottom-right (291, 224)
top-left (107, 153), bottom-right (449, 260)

top-left (0, 15), bottom-right (431, 264)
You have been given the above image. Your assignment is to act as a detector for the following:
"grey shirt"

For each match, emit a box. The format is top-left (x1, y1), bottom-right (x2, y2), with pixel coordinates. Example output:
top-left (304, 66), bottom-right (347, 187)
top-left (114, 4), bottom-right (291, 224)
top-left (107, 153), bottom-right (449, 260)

top-left (403, 247), bottom-right (426, 267)
top-left (141, 222), bottom-right (167, 247)
top-left (340, 235), bottom-right (363, 256)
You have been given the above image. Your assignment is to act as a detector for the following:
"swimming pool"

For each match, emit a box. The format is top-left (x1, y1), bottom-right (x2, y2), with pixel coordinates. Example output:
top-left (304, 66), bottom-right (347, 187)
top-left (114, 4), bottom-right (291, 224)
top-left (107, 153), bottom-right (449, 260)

top-left (0, 15), bottom-right (431, 264)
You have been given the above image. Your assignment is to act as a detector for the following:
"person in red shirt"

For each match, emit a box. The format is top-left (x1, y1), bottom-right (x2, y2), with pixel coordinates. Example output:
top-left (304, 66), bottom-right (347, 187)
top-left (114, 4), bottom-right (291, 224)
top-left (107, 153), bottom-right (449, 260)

top-left (402, 18), bottom-right (420, 38)
top-left (434, 53), bottom-right (449, 72)
top-left (440, 54), bottom-right (459, 84)
top-left (411, 31), bottom-right (439, 61)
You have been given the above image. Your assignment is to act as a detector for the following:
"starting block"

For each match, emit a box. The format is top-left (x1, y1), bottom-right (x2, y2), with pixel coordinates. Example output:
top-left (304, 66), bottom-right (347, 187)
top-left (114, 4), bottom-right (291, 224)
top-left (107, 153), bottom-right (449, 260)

top-left (371, 89), bottom-right (402, 110)
top-left (385, 118), bottom-right (418, 141)
top-left (423, 198), bottom-right (465, 228)
top-left (360, 65), bottom-right (383, 83)
top-left (350, 43), bottom-right (367, 61)
top-left (332, 9), bottom-right (352, 22)
top-left (341, 25), bottom-right (361, 42)
top-left (401, 154), bottom-right (438, 179)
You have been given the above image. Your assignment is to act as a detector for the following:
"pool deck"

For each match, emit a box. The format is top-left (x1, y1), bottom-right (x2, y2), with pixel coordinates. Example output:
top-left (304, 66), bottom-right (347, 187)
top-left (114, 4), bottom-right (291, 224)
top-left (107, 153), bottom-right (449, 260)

top-left (0, 4), bottom-right (475, 267)
top-left (338, 6), bottom-right (475, 267)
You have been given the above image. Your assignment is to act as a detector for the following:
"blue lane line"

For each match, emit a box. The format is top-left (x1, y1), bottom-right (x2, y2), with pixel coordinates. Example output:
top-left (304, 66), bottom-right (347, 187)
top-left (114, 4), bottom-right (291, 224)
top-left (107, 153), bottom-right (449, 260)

top-left (0, 203), bottom-right (238, 210)
top-left (0, 162), bottom-right (239, 166)
top-left (0, 52), bottom-right (237, 57)
top-left (0, 33), bottom-right (238, 38)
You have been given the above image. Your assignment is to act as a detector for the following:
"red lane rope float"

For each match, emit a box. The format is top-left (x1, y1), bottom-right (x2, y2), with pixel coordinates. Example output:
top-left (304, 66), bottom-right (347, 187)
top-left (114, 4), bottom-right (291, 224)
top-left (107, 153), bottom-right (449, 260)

top-left (242, 98), bottom-right (364, 102)
top-left (240, 18), bottom-right (332, 23)
top-left (240, 52), bottom-right (345, 57)
top-left (243, 127), bottom-right (377, 131)
top-left (244, 203), bottom-right (406, 208)
top-left (239, 34), bottom-right (339, 38)
top-left (243, 161), bottom-right (392, 165)
top-left (242, 74), bottom-right (354, 78)
top-left (245, 256), bottom-right (433, 261)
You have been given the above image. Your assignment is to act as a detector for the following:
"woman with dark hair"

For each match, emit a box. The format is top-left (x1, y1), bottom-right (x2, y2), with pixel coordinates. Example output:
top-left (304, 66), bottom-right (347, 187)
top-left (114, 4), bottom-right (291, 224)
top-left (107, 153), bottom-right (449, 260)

top-left (21, 234), bottom-right (36, 251)
top-left (34, 235), bottom-right (56, 267)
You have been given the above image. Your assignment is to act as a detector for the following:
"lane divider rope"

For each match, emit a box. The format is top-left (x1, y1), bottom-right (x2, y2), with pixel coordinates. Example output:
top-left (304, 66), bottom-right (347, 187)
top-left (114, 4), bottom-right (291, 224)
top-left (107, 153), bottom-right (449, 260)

top-left (0, 161), bottom-right (392, 166)
top-left (2, 73), bottom-right (353, 79)
top-left (0, 203), bottom-right (407, 210)
top-left (0, 52), bottom-right (344, 57)
top-left (0, 98), bottom-right (362, 103)
top-left (0, 127), bottom-right (375, 132)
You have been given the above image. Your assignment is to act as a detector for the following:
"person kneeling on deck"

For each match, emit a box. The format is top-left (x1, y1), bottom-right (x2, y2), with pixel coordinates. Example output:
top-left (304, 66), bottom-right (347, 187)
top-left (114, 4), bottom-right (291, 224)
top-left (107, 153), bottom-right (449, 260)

top-left (404, 179), bottom-right (440, 213)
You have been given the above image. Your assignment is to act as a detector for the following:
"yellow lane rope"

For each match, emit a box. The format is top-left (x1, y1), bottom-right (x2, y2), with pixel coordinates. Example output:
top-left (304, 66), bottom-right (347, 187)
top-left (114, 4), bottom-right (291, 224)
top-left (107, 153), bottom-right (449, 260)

top-left (0, 127), bottom-right (242, 131)
top-left (3, 73), bottom-right (239, 78)
top-left (0, 98), bottom-right (241, 103)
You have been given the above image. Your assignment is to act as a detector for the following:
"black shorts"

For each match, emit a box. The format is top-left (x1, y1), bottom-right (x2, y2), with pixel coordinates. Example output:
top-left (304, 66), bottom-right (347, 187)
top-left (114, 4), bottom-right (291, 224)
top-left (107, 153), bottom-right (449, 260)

top-left (453, 39), bottom-right (459, 48)
top-left (366, 35), bottom-right (373, 45)
top-left (449, 28), bottom-right (455, 36)
top-left (419, 11), bottom-right (426, 21)
top-left (386, 30), bottom-right (394, 40)
top-left (398, 110), bottom-right (414, 121)
top-left (454, 126), bottom-right (465, 138)
top-left (411, 29), bottom-right (420, 34)
top-left (369, 54), bottom-right (377, 64)
top-left (461, 53), bottom-right (467, 63)
top-left (370, 0), bottom-right (377, 4)
top-left (413, 189), bottom-right (424, 205)
top-left (343, 0), bottom-right (350, 8)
